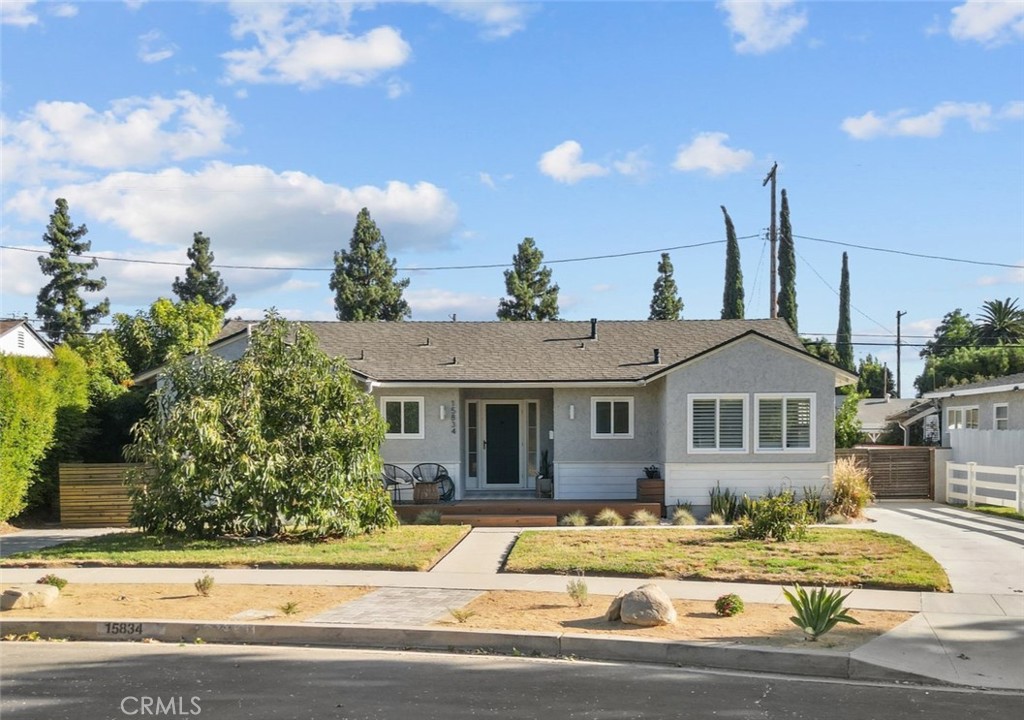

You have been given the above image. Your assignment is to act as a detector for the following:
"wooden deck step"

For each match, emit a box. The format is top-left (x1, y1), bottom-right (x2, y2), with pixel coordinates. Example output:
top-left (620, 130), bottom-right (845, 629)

top-left (439, 514), bottom-right (557, 527)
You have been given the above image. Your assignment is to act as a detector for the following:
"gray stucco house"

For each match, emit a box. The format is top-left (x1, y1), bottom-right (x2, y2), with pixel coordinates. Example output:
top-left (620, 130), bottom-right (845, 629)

top-left (924, 372), bottom-right (1024, 467)
top-left (201, 318), bottom-right (856, 506)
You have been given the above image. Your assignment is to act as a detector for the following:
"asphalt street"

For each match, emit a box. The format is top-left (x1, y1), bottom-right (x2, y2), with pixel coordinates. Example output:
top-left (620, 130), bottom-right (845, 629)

top-left (1, 642), bottom-right (1017, 720)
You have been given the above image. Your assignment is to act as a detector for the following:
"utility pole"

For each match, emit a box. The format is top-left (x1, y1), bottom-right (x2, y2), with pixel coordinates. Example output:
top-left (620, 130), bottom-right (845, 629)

top-left (896, 310), bottom-right (907, 399)
top-left (762, 162), bottom-right (778, 319)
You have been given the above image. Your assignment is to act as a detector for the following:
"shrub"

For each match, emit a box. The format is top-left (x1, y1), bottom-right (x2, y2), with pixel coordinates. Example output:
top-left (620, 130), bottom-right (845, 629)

top-left (801, 485), bottom-right (827, 523)
top-left (566, 572), bottom-right (589, 606)
top-left (783, 584), bottom-right (861, 641)
top-left (593, 508), bottom-right (624, 526)
top-left (670, 507), bottom-right (696, 525)
top-left (829, 457), bottom-right (874, 518)
top-left (448, 607), bottom-right (477, 623)
top-left (709, 482), bottom-right (747, 523)
top-left (279, 601), bottom-right (300, 616)
top-left (194, 574), bottom-right (215, 597)
top-left (414, 510), bottom-right (442, 525)
top-left (36, 574), bottom-right (68, 591)
top-left (628, 509), bottom-right (660, 526)
top-left (734, 492), bottom-right (808, 542)
top-left (825, 513), bottom-right (850, 525)
top-left (714, 593), bottom-right (744, 617)
top-left (703, 512), bottom-right (726, 526)
top-left (559, 510), bottom-right (588, 527)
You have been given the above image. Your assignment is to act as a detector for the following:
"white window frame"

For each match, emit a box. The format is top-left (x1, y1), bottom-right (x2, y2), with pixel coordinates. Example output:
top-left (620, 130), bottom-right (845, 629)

top-left (947, 405), bottom-right (979, 431)
top-left (591, 396), bottom-right (635, 439)
top-left (687, 393), bottom-right (748, 454)
top-left (754, 393), bottom-right (816, 454)
top-left (381, 396), bottom-right (425, 440)
top-left (993, 403), bottom-right (1009, 431)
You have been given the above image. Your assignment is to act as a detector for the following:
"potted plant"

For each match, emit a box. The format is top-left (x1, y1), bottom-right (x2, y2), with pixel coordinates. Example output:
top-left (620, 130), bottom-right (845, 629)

top-left (643, 465), bottom-right (661, 479)
top-left (536, 450), bottom-right (553, 498)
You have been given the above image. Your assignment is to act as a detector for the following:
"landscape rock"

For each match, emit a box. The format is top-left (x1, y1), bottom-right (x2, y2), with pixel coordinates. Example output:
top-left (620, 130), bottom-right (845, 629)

top-left (619, 583), bottom-right (676, 626)
top-left (1, 585), bottom-right (60, 611)
top-left (604, 591), bottom-right (625, 621)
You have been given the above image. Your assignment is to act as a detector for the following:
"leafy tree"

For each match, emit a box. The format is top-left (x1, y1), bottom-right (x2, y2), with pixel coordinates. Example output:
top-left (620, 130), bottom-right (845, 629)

top-left (920, 309), bottom-right (975, 359)
top-left (834, 391), bottom-right (864, 449)
top-left (125, 313), bottom-right (396, 538)
top-left (497, 237), bottom-right (560, 320)
top-left (648, 252), bottom-right (684, 320)
top-left (802, 336), bottom-right (841, 366)
top-left (976, 297), bottom-right (1024, 346)
top-left (835, 252), bottom-right (854, 371)
top-left (857, 354), bottom-right (895, 398)
top-left (35, 198), bottom-right (109, 344)
top-left (777, 189), bottom-right (797, 333)
top-left (113, 297), bottom-right (224, 375)
top-left (914, 345), bottom-right (1024, 395)
top-left (172, 232), bottom-right (236, 312)
top-left (330, 208), bottom-right (410, 321)
top-left (720, 206), bottom-right (744, 320)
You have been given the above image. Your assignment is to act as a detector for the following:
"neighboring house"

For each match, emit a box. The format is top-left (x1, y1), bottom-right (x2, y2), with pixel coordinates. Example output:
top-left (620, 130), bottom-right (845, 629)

top-left (186, 318), bottom-right (855, 508)
top-left (924, 372), bottom-right (1024, 467)
top-left (0, 319), bottom-right (53, 358)
top-left (851, 396), bottom-right (917, 443)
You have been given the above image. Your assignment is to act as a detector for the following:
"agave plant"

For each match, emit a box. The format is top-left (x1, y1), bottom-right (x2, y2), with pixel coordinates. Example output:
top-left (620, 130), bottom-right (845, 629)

top-left (782, 584), bottom-right (860, 640)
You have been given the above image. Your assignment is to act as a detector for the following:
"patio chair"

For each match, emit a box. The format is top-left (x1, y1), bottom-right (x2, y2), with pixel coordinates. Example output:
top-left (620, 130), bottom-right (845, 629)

top-left (412, 463), bottom-right (455, 503)
top-left (382, 464), bottom-right (415, 504)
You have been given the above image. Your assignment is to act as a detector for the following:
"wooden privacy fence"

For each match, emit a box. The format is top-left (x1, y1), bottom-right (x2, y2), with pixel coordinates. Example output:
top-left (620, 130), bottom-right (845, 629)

top-left (835, 447), bottom-right (933, 499)
top-left (59, 463), bottom-right (140, 527)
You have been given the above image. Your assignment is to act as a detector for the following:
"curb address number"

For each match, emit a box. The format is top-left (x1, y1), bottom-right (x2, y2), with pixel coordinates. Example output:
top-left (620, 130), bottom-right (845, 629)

top-left (102, 622), bottom-right (143, 635)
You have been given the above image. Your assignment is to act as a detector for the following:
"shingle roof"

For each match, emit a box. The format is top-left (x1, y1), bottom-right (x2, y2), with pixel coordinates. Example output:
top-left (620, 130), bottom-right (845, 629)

top-left (924, 371), bottom-right (1024, 398)
top-left (0, 319), bottom-right (26, 335)
top-left (216, 318), bottom-right (835, 384)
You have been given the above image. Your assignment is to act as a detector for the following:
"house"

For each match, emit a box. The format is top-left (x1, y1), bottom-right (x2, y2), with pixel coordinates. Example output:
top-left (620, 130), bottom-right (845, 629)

top-left (924, 372), bottom-right (1024, 467)
top-left (195, 318), bottom-right (856, 510)
top-left (849, 396), bottom-right (917, 443)
top-left (0, 319), bottom-right (53, 358)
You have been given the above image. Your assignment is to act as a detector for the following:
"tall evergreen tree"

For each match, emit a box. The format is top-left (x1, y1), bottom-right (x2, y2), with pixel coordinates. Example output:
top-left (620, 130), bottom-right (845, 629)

top-left (35, 198), bottom-right (109, 344)
top-left (720, 206), bottom-right (744, 320)
top-left (172, 232), bottom-right (236, 312)
top-left (835, 251), bottom-right (854, 371)
top-left (496, 237), bottom-right (559, 320)
top-left (777, 189), bottom-right (798, 333)
top-left (648, 253), bottom-right (684, 320)
top-left (329, 208), bottom-right (410, 321)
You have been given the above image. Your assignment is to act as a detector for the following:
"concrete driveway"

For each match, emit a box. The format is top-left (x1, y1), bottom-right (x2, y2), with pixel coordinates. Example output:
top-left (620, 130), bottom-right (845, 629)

top-left (865, 501), bottom-right (1024, 595)
top-left (0, 527), bottom-right (126, 559)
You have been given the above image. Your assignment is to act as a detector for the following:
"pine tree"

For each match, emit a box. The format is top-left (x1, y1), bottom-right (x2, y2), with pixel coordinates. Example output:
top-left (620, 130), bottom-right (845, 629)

top-left (836, 252), bottom-right (854, 371)
top-left (496, 238), bottom-right (560, 321)
top-left (35, 198), bottom-right (110, 344)
top-left (329, 208), bottom-right (410, 321)
top-left (720, 206), bottom-right (744, 320)
top-left (172, 232), bottom-right (236, 312)
top-left (777, 189), bottom-right (798, 333)
top-left (648, 253), bottom-right (683, 320)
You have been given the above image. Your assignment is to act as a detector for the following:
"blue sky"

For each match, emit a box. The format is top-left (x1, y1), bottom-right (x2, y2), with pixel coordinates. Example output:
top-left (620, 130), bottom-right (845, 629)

top-left (2, 0), bottom-right (1022, 395)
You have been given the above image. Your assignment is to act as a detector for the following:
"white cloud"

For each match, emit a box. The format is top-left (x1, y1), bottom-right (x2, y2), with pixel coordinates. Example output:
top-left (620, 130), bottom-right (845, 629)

top-left (718, 0), bottom-right (808, 54)
top-left (138, 30), bottom-right (178, 64)
top-left (427, 1), bottom-right (531, 39)
top-left (950, 0), bottom-right (1024, 46)
top-left (478, 172), bottom-right (496, 189)
top-left (907, 319), bottom-right (940, 337)
top-left (49, 3), bottom-right (77, 18)
top-left (5, 162), bottom-right (460, 256)
top-left (672, 132), bottom-right (754, 176)
top-left (385, 76), bottom-right (410, 99)
top-left (1, 1), bottom-right (39, 26)
top-left (222, 2), bottom-right (411, 89)
top-left (591, 283), bottom-right (614, 293)
top-left (841, 101), bottom-right (1024, 139)
top-left (612, 149), bottom-right (651, 178)
top-left (976, 264), bottom-right (1024, 287)
top-left (405, 288), bottom-right (501, 320)
top-left (538, 140), bottom-right (610, 184)
top-left (1, 92), bottom-right (234, 183)
top-left (231, 306), bottom-right (337, 321)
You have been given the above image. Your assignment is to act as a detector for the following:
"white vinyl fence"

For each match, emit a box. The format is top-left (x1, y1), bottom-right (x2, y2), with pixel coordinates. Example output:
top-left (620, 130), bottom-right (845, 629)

top-left (946, 462), bottom-right (1024, 512)
top-left (948, 429), bottom-right (1024, 467)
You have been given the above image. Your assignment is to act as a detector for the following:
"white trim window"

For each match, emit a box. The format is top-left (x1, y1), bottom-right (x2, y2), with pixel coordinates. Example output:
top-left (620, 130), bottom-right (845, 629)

top-left (688, 394), bottom-right (747, 453)
top-left (381, 397), bottom-right (424, 439)
top-left (755, 394), bottom-right (815, 453)
top-left (591, 397), bottom-right (634, 439)
top-left (993, 403), bottom-right (1008, 431)
top-left (947, 406), bottom-right (979, 431)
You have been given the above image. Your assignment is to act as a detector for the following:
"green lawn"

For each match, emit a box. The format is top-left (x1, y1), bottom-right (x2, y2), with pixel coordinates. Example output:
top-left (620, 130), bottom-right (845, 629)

top-left (505, 528), bottom-right (951, 591)
top-left (1, 525), bottom-right (470, 572)
top-left (967, 505), bottom-right (1024, 522)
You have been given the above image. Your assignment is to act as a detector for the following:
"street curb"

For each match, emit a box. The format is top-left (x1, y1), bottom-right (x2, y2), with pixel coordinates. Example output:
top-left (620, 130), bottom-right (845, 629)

top-left (0, 618), bottom-right (947, 687)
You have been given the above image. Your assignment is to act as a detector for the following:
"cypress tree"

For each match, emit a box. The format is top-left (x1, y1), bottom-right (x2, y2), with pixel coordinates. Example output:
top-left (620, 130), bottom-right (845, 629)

top-left (35, 198), bottom-right (110, 344)
top-left (836, 252), bottom-right (854, 371)
top-left (720, 206), bottom-right (744, 320)
top-left (496, 238), bottom-right (560, 320)
top-left (648, 252), bottom-right (683, 320)
top-left (172, 232), bottom-right (236, 312)
top-left (329, 208), bottom-right (411, 321)
top-left (777, 189), bottom-right (798, 333)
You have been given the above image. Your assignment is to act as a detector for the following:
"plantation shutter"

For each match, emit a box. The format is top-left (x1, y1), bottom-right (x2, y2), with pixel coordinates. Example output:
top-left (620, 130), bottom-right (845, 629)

top-left (718, 399), bottom-right (744, 449)
top-left (759, 398), bottom-right (784, 449)
top-left (692, 399), bottom-right (717, 448)
top-left (785, 398), bottom-right (812, 449)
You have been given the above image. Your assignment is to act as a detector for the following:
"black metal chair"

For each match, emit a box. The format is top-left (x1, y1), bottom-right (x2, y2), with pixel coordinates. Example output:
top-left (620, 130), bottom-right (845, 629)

top-left (382, 464), bottom-right (415, 504)
top-left (412, 463), bottom-right (455, 503)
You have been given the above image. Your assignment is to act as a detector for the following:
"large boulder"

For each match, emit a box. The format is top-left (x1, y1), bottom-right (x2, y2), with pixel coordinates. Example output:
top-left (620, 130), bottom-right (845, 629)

top-left (1, 584), bottom-right (60, 611)
top-left (605, 591), bottom-right (625, 621)
top-left (619, 583), bottom-right (676, 626)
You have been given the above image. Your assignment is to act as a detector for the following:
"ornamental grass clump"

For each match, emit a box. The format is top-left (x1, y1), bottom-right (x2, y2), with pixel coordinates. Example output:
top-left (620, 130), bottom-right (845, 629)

top-left (559, 510), bottom-right (589, 527)
top-left (194, 573), bottom-right (215, 597)
top-left (628, 509), bottom-right (660, 526)
top-left (36, 574), bottom-right (68, 591)
top-left (566, 572), bottom-right (589, 607)
top-left (783, 583), bottom-right (860, 641)
top-left (670, 506), bottom-right (696, 526)
top-left (593, 508), bottom-right (625, 526)
top-left (703, 512), bottom-right (726, 526)
top-left (714, 593), bottom-right (744, 617)
top-left (829, 457), bottom-right (875, 518)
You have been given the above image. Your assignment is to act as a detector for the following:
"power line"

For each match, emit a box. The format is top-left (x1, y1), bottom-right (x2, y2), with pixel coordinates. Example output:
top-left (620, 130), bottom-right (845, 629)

top-left (794, 234), bottom-right (1020, 269)
top-left (794, 248), bottom-right (893, 335)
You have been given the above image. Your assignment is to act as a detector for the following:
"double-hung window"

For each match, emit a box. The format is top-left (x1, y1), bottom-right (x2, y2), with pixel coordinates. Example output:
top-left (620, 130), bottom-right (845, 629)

top-left (994, 404), bottom-right (1009, 430)
top-left (688, 395), bottom-right (747, 452)
top-left (591, 397), bottom-right (634, 439)
top-left (382, 397), bottom-right (424, 439)
top-left (755, 394), bottom-right (815, 452)
top-left (947, 406), bottom-right (979, 431)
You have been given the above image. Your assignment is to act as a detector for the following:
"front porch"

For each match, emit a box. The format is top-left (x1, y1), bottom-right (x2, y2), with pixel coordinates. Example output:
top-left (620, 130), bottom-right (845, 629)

top-left (395, 498), bottom-right (663, 527)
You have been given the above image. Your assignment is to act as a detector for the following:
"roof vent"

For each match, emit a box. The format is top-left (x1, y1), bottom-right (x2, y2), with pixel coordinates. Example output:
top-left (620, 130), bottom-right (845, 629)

top-left (590, 318), bottom-right (597, 340)
top-left (449, 356), bottom-right (458, 365)
top-left (653, 348), bottom-right (661, 365)
top-left (420, 337), bottom-right (431, 347)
